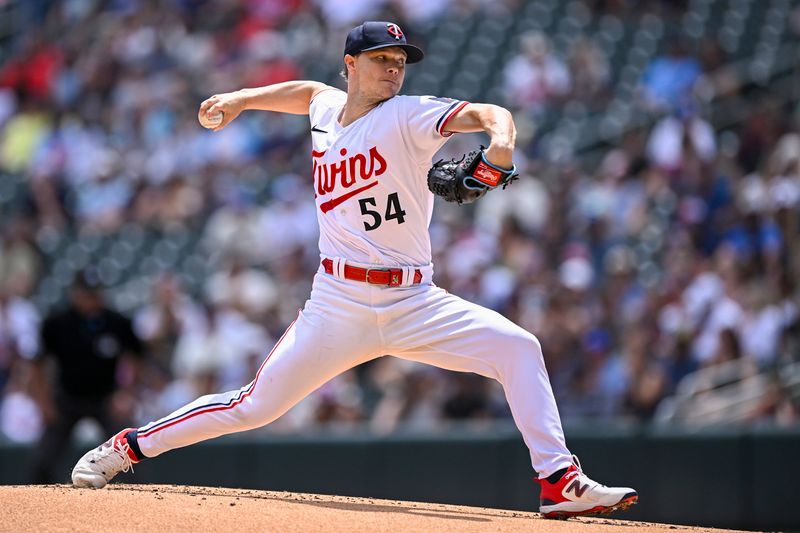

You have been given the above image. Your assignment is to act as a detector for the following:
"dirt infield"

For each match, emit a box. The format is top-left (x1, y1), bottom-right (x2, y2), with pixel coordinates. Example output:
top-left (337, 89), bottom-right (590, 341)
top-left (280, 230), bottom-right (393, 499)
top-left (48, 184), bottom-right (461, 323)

top-left (1, 484), bottom-right (735, 533)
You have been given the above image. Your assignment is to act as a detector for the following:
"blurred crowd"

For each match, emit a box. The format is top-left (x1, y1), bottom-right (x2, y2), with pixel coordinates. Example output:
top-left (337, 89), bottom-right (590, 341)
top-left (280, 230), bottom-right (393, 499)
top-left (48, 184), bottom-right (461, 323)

top-left (1, 0), bottom-right (800, 447)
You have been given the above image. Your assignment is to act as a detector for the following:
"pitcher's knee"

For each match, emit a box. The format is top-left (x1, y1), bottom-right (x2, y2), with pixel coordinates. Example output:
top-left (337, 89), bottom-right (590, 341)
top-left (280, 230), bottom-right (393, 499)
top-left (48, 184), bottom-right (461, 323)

top-left (525, 333), bottom-right (544, 357)
top-left (500, 332), bottom-right (545, 370)
top-left (233, 399), bottom-right (285, 430)
top-left (503, 329), bottom-right (542, 354)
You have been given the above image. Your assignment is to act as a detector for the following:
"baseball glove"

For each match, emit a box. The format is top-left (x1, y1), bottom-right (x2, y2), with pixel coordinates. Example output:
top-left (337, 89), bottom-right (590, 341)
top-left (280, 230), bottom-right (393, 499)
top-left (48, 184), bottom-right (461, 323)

top-left (427, 147), bottom-right (518, 204)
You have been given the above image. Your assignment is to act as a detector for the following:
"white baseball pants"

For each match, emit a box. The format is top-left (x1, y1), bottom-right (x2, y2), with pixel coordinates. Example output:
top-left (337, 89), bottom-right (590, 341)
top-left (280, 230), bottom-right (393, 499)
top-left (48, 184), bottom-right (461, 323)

top-left (136, 265), bottom-right (573, 477)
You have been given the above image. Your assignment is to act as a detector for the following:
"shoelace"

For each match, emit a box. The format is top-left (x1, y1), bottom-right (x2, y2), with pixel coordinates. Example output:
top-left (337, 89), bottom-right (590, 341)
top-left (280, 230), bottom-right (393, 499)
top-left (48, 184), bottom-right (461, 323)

top-left (535, 455), bottom-right (600, 487)
top-left (563, 455), bottom-right (582, 481)
top-left (92, 439), bottom-right (135, 477)
top-left (570, 455), bottom-right (604, 489)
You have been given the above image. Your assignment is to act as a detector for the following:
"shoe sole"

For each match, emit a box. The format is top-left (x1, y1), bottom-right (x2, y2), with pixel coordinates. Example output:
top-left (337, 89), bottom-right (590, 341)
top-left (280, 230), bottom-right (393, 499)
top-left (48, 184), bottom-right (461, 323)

top-left (72, 473), bottom-right (108, 489)
top-left (541, 493), bottom-right (638, 520)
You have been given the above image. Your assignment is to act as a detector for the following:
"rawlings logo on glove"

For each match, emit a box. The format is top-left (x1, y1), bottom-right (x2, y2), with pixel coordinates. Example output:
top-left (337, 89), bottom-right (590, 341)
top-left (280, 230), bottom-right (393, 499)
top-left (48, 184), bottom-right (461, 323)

top-left (427, 147), bottom-right (518, 204)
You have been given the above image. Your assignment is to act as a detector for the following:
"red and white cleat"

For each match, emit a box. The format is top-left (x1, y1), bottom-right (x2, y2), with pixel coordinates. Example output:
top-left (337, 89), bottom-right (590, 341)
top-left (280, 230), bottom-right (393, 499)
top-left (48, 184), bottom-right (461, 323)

top-left (537, 456), bottom-right (638, 519)
top-left (71, 428), bottom-right (140, 489)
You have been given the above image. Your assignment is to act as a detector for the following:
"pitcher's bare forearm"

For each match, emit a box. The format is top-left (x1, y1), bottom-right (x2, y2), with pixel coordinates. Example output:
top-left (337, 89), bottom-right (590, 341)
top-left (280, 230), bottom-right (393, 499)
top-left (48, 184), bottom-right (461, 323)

top-left (198, 81), bottom-right (334, 130)
top-left (235, 81), bottom-right (333, 114)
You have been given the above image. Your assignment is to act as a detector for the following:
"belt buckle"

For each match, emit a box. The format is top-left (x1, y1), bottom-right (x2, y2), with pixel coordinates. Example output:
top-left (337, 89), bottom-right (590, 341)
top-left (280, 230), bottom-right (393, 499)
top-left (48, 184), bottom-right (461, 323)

top-left (365, 268), bottom-right (403, 287)
top-left (364, 268), bottom-right (384, 285)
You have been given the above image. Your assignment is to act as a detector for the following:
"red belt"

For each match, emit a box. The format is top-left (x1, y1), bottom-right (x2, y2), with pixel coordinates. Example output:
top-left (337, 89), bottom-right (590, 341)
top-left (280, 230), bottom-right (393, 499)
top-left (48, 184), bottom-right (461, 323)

top-left (322, 258), bottom-right (422, 287)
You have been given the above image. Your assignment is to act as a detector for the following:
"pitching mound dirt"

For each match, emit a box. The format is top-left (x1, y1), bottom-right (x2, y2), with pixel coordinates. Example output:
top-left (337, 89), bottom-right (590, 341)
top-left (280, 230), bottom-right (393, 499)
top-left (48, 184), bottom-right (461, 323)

top-left (1, 484), bottom-right (735, 532)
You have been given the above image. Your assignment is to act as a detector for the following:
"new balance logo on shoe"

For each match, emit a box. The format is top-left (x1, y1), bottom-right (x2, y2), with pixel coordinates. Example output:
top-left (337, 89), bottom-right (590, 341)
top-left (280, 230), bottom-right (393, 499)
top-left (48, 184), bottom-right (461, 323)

top-left (565, 479), bottom-right (590, 498)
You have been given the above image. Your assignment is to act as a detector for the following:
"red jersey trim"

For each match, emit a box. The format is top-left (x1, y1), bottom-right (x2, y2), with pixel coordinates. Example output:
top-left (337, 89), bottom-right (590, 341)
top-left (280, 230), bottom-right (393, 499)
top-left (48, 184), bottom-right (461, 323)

top-left (438, 101), bottom-right (469, 137)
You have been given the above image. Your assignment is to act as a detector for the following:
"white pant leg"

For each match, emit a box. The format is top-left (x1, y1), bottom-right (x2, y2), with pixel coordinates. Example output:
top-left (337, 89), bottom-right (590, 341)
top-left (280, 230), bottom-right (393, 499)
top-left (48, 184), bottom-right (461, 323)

top-left (137, 275), bottom-right (380, 458)
top-left (385, 285), bottom-right (573, 477)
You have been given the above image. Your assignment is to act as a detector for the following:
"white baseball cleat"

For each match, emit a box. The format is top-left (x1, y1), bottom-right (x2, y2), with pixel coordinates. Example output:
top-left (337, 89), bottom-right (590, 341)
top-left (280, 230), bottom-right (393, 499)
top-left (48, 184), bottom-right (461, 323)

top-left (71, 428), bottom-right (139, 489)
top-left (537, 456), bottom-right (638, 519)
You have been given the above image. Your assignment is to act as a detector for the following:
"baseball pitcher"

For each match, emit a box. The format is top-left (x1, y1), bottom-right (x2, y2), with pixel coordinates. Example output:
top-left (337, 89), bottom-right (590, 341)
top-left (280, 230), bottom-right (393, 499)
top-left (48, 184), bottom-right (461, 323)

top-left (71, 21), bottom-right (637, 519)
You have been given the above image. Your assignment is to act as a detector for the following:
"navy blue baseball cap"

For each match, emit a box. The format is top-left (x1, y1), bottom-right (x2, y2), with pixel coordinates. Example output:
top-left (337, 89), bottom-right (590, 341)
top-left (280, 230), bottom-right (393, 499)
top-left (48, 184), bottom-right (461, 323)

top-left (344, 21), bottom-right (424, 64)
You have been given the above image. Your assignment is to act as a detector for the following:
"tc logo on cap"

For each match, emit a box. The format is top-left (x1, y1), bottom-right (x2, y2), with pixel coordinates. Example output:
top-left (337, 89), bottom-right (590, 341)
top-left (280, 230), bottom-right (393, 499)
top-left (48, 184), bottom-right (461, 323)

top-left (343, 21), bottom-right (424, 63)
top-left (387, 23), bottom-right (403, 40)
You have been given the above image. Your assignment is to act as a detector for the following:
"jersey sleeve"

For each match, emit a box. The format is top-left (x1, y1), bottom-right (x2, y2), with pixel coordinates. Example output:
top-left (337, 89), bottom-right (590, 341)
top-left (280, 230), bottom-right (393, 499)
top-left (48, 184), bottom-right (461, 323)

top-left (400, 96), bottom-right (469, 160)
top-left (309, 88), bottom-right (346, 127)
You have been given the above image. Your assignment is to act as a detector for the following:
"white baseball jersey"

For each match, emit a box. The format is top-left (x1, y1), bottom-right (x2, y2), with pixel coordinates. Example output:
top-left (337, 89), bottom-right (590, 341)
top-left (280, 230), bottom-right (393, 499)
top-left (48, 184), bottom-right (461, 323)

top-left (308, 88), bottom-right (467, 267)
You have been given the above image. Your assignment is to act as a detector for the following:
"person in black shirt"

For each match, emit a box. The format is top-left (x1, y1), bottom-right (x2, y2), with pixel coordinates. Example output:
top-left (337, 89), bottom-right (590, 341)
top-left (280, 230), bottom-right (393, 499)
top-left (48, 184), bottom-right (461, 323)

top-left (29, 269), bottom-right (144, 483)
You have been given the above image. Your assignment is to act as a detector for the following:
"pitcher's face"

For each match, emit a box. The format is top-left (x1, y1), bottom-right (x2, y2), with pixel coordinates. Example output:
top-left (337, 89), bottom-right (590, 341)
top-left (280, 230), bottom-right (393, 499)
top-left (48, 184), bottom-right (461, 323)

top-left (346, 47), bottom-right (407, 101)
